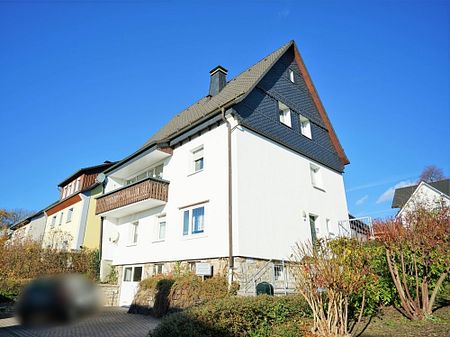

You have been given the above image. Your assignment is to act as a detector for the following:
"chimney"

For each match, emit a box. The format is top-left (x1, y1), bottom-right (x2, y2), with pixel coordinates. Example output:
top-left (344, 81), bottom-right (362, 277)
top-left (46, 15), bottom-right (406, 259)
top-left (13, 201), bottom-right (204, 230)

top-left (209, 65), bottom-right (228, 96)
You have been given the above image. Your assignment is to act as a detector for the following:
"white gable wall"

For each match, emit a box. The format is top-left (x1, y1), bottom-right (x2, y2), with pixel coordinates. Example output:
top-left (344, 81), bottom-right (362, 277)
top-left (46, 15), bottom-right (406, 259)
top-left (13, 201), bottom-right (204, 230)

top-left (232, 126), bottom-right (349, 260)
top-left (398, 182), bottom-right (450, 218)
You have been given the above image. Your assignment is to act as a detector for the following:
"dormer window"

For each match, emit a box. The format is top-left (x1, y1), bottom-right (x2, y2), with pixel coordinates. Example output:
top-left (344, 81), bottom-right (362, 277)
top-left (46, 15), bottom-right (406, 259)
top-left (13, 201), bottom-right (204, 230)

top-left (299, 115), bottom-right (312, 139)
top-left (289, 69), bottom-right (295, 83)
top-left (278, 101), bottom-right (292, 127)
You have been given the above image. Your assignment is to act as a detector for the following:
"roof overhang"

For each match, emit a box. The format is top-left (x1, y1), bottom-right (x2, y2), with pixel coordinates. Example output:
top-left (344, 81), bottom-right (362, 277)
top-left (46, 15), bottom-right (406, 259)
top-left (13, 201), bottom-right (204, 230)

top-left (108, 146), bottom-right (172, 180)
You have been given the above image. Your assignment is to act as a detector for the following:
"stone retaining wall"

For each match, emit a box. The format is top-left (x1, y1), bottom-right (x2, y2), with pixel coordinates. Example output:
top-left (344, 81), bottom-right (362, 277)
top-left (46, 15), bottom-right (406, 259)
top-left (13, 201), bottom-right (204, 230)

top-left (98, 284), bottom-right (120, 307)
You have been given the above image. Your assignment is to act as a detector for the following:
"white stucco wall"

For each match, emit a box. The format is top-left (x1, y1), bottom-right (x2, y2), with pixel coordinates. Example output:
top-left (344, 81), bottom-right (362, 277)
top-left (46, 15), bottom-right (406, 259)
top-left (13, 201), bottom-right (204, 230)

top-left (102, 124), bottom-right (230, 267)
top-left (232, 126), bottom-right (349, 260)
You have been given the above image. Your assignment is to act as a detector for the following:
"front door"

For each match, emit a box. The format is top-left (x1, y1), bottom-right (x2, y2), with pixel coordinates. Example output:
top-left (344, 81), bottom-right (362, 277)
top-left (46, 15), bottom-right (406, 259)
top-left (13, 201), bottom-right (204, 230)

top-left (119, 265), bottom-right (143, 306)
top-left (309, 215), bottom-right (318, 244)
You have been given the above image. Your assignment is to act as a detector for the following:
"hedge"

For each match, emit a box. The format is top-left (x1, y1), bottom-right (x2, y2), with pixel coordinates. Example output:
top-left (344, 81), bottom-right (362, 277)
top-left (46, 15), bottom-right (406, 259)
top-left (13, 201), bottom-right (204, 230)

top-left (149, 295), bottom-right (311, 337)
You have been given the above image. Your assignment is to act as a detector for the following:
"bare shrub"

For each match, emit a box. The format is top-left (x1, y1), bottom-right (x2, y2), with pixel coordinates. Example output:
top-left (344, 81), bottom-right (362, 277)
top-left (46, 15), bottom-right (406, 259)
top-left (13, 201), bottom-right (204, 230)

top-left (291, 238), bottom-right (374, 337)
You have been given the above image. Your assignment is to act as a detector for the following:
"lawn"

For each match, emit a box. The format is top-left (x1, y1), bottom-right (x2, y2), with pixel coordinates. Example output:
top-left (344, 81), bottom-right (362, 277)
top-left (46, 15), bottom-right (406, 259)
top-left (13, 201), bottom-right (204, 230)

top-left (359, 305), bottom-right (450, 337)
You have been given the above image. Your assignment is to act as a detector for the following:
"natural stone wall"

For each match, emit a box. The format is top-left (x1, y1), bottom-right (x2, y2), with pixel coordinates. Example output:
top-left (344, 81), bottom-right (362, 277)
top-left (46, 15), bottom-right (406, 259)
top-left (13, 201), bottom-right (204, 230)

top-left (98, 284), bottom-right (120, 306)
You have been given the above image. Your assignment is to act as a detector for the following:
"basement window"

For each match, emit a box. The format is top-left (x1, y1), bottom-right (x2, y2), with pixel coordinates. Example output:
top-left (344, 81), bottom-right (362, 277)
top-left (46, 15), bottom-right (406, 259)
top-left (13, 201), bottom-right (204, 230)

top-left (299, 115), bottom-right (312, 139)
top-left (274, 264), bottom-right (284, 281)
top-left (278, 101), bottom-right (292, 127)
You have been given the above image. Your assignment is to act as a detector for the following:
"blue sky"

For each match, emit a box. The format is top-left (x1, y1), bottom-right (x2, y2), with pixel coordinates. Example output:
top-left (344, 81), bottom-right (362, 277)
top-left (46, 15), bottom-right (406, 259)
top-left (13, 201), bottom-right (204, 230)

top-left (1, 0), bottom-right (449, 220)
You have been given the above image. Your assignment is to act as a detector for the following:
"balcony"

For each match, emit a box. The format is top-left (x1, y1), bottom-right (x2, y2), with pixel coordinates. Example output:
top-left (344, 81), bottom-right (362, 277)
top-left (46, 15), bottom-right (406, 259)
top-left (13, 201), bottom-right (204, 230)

top-left (96, 177), bottom-right (169, 218)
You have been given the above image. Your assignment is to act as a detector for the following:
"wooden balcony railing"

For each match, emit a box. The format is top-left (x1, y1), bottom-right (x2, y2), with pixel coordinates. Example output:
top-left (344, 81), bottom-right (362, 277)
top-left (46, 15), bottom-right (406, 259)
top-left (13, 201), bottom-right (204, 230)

top-left (96, 177), bottom-right (169, 215)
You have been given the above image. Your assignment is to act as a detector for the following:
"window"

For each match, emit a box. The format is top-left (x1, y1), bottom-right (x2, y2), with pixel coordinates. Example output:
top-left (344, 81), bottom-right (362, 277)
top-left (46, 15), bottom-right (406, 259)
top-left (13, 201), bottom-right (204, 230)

top-left (126, 164), bottom-right (164, 185)
top-left (51, 216), bottom-right (56, 228)
top-left (278, 101), bottom-right (291, 127)
top-left (158, 219), bottom-right (166, 240)
top-left (153, 264), bottom-right (164, 275)
top-left (299, 115), bottom-right (312, 139)
top-left (309, 215), bottom-right (318, 244)
top-left (289, 69), bottom-right (295, 83)
top-left (310, 164), bottom-right (323, 189)
top-left (58, 212), bottom-right (64, 226)
top-left (75, 178), bottom-right (81, 192)
top-left (274, 264), bottom-right (284, 281)
top-left (123, 266), bottom-right (143, 282)
top-left (182, 206), bottom-right (205, 235)
top-left (123, 267), bottom-right (132, 281)
top-left (192, 146), bottom-right (204, 173)
top-left (66, 208), bottom-right (73, 222)
top-left (133, 266), bottom-right (143, 282)
top-left (63, 186), bottom-right (68, 198)
top-left (129, 221), bottom-right (139, 245)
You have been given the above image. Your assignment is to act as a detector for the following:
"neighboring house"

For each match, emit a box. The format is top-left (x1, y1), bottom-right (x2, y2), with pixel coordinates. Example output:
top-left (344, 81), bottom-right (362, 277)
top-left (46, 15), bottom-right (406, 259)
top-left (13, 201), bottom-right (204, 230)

top-left (9, 210), bottom-right (47, 243)
top-left (97, 40), bottom-right (350, 305)
top-left (42, 161), bottom-right (115, 250)
top-left (392, 179), bottom-right (450, 218)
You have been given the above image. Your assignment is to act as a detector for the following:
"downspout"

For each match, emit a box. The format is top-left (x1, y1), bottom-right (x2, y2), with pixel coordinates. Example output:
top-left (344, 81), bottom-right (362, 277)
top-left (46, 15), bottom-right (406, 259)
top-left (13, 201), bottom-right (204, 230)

top-left (221, 107), bottom-right (234, 286)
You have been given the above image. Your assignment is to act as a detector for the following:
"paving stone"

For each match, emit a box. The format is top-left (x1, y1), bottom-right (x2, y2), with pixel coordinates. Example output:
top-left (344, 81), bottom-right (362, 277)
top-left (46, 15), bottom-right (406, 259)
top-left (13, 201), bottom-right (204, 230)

top-left (0, 307), bottom-right (159, 337)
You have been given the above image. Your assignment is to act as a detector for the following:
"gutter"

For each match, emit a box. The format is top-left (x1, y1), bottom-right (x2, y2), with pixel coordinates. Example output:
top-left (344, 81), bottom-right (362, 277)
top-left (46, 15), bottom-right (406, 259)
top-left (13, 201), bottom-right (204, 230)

top-left (220, 106), bottom-right (234, 286)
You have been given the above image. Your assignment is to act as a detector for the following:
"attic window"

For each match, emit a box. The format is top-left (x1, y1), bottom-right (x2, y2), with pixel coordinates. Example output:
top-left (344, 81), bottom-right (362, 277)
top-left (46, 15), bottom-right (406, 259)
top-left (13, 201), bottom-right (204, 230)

top-left (299, 115), bottom-right (312, 139)
top-left (289, 69), bottom-right (295, 83)
top-left (278, 101), bottom-right (292, 127)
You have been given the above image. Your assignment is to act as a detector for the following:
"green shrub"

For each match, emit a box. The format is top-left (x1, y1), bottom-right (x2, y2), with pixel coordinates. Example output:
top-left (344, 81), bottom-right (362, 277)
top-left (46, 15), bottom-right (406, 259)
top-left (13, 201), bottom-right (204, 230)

top-left (0, 279), bottom-right (28, 303)
top-left (133, 273), bottom-right (238, 317)
top-left (170, 274), bottom-right (239, 309)
top-left (150, 295), bottom-right (311, 337)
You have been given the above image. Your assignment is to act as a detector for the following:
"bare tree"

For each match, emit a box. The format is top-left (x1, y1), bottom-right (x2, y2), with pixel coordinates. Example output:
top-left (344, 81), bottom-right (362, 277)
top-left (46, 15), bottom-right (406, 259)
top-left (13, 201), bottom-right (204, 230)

top-left (0, 208), bottom-right (35, 228)
top-left (418, 165), bottom-right (446, 183)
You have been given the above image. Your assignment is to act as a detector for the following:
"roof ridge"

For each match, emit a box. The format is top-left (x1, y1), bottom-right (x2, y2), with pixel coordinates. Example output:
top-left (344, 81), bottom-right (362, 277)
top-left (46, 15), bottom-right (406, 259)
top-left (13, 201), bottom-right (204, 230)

top-left (141, 40), bottom-right (294, 147)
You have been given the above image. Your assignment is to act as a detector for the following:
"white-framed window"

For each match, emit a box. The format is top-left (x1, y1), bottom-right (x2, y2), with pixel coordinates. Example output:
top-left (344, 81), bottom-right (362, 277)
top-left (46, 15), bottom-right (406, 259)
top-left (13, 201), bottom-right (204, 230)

top-left (129, 221), bottom-right (139, 245)
top-left (310, 164), bottom-right (324, 190)
top-left (299, 115), bottom-right (312, 139)
top-left (274, 264), bottom-right (284, 281)
top-left (278, 101), bottom-right (292, 127)
top-left (123, 266), bottom-right (143, 282)
top-left (75, 178), bottom-right (81, 192)
top-left (126, 163), bottom-right (164, 185)
top-left (191, 146), bottom-right (204, 173)
top-left (66, 208), bottom-right (73, 222)
top-left (289, 69), bottom-right (295, 83)
top-left (183, 205), bottom-right (205, 235)
top-left (51, 216), bottom-right (56, 228)
top-left (153, 264), bottom-right (164, 275)
top-left (158, 218), bottom-right (166, 241)
top-left (58, 212), bottom-right (64, 226)
top-left (63, 186), bottom-right (68, 199)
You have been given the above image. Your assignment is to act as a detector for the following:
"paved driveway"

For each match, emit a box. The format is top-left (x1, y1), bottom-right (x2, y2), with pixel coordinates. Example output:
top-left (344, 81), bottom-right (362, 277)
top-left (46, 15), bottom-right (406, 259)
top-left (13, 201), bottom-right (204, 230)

top-left (0, 307), bottom-right (159, 337)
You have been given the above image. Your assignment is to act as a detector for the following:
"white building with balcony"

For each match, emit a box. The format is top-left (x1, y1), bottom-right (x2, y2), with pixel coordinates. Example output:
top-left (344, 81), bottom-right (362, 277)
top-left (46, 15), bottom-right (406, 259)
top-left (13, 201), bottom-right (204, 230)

top-left (98, 41), bottom-right (351, 305)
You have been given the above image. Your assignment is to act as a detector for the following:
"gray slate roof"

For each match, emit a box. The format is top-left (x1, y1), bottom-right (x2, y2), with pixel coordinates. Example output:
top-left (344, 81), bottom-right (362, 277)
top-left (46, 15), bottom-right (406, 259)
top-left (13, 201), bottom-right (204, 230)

top-left (391, 178), bottom-right (450, 209)
top-left (142, 41), bottom-right (294, 147)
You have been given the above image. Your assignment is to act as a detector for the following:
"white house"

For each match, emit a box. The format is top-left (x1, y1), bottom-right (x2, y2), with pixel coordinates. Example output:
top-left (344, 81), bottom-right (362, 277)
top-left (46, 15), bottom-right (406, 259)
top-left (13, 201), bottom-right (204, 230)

top-left (9, 210), bottom-right (47, 244)
top-left (392, 179), bottom-right (450, 218)
top-left (97, 41), bottom-right (351, 305)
